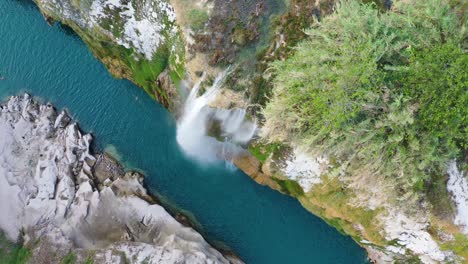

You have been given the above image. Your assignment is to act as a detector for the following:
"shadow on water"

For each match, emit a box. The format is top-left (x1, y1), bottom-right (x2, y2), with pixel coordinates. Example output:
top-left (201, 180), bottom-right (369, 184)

top-left (16, 0), bottom-right (79, 38)
top-left (14, 0), bottom-right (37, 8)
top-left (58, 23), bottom-right (81, 38)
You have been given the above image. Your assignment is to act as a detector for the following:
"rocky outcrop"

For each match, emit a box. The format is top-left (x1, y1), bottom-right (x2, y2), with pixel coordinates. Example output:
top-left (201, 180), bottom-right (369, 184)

top-left (33, 0), bottom-right (185, 109)
top-left (0, 94), bottom-right (241, 264)
top-left (241, 142), bottom-right (468, 263)
top-left (35, 0), bottom-right (176, 59)
top-left (249, 143), bottom-right (468, 263)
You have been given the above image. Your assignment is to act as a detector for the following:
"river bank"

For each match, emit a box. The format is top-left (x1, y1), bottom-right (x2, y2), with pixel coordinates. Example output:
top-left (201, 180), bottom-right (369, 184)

top-left (0, 94), bottom-right (242, 263)
top-left (29, 0), bottom-right (468, 263)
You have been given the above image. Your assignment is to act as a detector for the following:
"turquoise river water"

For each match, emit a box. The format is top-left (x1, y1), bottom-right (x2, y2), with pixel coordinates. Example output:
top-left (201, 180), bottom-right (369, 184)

top-left (0, 1), bottom-right (367, 263)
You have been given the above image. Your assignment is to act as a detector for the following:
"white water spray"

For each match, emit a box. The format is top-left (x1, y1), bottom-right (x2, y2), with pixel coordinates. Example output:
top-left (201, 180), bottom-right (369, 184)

top-left (176, 70), bottom-right (257, 164)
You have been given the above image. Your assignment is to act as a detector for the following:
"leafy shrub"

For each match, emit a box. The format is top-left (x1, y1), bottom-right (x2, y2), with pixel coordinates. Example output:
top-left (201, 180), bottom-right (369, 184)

top-left (398, 43), bottom-right (467, 149)
top-left (264, 0), bottom-right (467, 192)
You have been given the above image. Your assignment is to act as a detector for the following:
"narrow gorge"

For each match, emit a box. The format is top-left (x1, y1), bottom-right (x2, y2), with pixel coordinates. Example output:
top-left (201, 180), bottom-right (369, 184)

top-left (1, 0), bottom-right (466, 263)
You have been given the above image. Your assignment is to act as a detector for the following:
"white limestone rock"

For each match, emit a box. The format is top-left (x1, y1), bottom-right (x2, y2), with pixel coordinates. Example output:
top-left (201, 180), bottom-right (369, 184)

top-left (35, 0), bottom-right (179, 60)
top-left (281, 148), bottom-right (328, 192)
top-left (447, 161), bottom-right (468, 234)
top-left (0, 94), bottom-right (237, 264)
top-left (381, 210), bottom-right (450, 264)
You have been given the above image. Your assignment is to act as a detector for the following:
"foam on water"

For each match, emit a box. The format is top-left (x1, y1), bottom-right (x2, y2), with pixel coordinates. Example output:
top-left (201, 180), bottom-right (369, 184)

top-left (176, 70), bottom-right (257, 164)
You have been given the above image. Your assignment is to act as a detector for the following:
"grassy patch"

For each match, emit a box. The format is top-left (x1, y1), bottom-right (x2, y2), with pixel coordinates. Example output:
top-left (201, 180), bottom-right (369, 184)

top-left (298, 176), bottom-right (385, 245)
top-left (0, 232), bottom-right (30, 264)
top-left (84, 255), bottom-right (94, 264)
top-left (248, 142), bottom-right (283, 163)
top-left (61, 252), bottom-right (76, 264)
top-left (440, 234), bottom-right (468, 260)
top-left (273, 178), bottom-right (305, 197)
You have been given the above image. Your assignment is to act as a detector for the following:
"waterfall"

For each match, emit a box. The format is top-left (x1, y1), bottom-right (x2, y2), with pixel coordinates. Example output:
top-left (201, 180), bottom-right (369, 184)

top-left (176, 70), bottom-right (257, 164)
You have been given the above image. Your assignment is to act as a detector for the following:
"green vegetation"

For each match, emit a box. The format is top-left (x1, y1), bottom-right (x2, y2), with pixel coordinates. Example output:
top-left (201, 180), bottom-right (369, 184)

top-left (80, 24), bottom-right (184, 108)
top-left (120, 251), bottom-right (130, 264)
top-left (426, 172), bottom-right (455, 219)
top-left (249, 0), bottom-right (339, 107)
top-left (248, 142), bottom-right (283, 163)
top-left (264, 0), bottom-right (467, 194)
top-left (84, 256), bottom-right (94, 264)
top-left (299, 176), bottom-right (385, 244)
top-left (0, 232), bottom-right (30, 264)
top-left (45, 5), bottom-right (185, 109)
top-left (395, 256), bottom-right (423, 264)
top-left (273, 178), bottom-right (305, 196)
top-left (187, 9), bottom-right (209, 31)
top-left (440, 233), bottom-right (468, 259)
top-left (399, 44), bottom-right (467, 149)
top-left (61, 252), bottom-right (76, 264)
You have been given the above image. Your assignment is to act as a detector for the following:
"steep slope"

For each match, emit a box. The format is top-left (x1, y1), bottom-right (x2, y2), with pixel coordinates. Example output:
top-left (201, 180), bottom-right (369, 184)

top-left (34, 0), bottom-right (185, 110)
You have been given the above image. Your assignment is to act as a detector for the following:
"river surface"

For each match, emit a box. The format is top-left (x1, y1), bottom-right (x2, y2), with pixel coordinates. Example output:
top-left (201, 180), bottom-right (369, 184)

top-left (0, 1), bottom-right (367, 263)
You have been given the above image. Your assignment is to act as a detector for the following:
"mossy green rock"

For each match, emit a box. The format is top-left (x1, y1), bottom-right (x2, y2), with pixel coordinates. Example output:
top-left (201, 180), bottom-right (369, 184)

top-left (34, 0), bottom-right (185, 109)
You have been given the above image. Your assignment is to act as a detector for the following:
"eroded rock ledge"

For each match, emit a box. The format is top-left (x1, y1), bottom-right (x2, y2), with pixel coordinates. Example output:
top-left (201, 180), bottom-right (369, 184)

top-left (0, 94), bottom-right (241, 264)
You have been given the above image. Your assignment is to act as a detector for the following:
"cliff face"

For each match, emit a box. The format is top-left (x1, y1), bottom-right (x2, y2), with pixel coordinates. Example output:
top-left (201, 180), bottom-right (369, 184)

top-left (0, 94), bottom-right (241, 264)
top-left (30, 0), bottom-right (468, 263)
top-left (248, 146), bottom-right (468, 263)
top-left (34, 0), bottom-right (185, 110)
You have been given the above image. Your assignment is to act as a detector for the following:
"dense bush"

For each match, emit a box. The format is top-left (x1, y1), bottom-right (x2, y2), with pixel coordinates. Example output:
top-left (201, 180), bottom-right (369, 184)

top-left (264, 0), bottom-right (467, 192)
top-left (399, 44), bottom-right (467, 149)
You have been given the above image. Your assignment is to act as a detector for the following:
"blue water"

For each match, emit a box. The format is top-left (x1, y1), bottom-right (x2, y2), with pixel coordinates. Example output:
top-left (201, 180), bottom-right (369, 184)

top-left (0, 1), bottom-right (367, 263)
